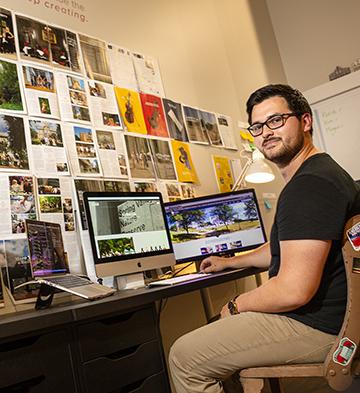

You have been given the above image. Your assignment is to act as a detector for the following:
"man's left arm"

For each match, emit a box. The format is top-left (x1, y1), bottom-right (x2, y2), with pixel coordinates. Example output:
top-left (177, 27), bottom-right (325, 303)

top-left (221, 239), bottom-right (331, 317)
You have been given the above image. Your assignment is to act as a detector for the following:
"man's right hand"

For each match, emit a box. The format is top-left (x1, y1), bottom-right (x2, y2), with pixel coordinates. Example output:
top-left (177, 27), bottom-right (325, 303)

top-left (200, 256), bottom-right (229, 273)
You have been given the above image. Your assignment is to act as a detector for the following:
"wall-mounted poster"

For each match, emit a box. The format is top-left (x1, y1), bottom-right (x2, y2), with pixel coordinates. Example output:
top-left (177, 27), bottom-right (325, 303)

top-left (162, 98), bottom-right (188, 142)
top-left (28, 118), bottom-right (69, 176)
top-left (56, 72), bottom-right (91, 124)
top-left (212, 155), bottom-right (234, 193)
top-left (114, 87), bottom-right (147, 134)
top-left (63, 124), bottom-right (102, 177)
top-left (140, 93), bottom-right (168, 137)
top-left (171, 140), bottom-right (198, 183)
top-left (216, 113), bottom-right (238, 150)
top-left (149, 139), bottom-right (176, 180)
top-left (132, 181), bottom-right (158, 193)
top-left (79, 34), bottom-right (112, 84)
top-left (0, 8), bottom-right (17, 60)
top-left (199, 110), bottom-right (223, 147)
top-left (16, 15), bottom-right (50, 65)
top-left (183, 105), bottom-right (209, 144)
top-left (22, 64), bottom-right (60, 118)
top-left (0, 59), bottom-right (25, 113)
top-left (88, 80), bottom-right (123, 130)
top-left (95, 129), bottom-right (128, 178)
top-left (124, 134), bottom-right (155, 179)
top-left (0, 114), bottom-right (30, 172)
top-left (107, 44), bottom-right (138, 91)
top-left (132, 52), bottom-right (165, 96)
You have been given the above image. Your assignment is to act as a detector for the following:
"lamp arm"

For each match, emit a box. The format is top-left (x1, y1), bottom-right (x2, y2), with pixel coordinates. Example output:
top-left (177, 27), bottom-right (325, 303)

top-left (231, 158), bottom-right (252, 191)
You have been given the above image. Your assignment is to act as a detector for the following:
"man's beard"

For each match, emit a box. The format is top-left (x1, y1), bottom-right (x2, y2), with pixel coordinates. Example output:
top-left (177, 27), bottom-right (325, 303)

top-left (262, 134), bottom-right (305, 168)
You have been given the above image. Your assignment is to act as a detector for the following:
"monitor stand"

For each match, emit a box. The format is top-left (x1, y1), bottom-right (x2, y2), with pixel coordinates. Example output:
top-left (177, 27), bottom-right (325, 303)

top-left (114, 272), bottom-right (146, 290)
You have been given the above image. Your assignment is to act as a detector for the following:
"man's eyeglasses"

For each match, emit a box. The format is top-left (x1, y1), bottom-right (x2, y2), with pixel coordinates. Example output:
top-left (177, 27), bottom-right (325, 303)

top-left (247, 113), bottom-right (299, 137)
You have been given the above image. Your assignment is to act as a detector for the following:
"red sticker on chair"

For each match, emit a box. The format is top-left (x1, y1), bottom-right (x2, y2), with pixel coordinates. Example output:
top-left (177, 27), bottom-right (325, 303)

top-left (333, 337), bottom-right (356, 366)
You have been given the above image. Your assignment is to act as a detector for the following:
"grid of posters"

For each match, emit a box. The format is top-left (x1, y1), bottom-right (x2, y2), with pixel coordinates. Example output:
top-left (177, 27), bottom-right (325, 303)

top-left (0, 7), bottom-right (242, 293)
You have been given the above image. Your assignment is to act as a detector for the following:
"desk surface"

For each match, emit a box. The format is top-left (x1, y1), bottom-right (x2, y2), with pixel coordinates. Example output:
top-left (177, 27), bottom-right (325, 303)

top-left (0, 267), bottom-right (266, 341)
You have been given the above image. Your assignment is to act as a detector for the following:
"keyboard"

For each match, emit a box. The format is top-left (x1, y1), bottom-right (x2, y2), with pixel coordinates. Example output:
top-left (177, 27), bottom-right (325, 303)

top-left (46, 275), bottom-right (92, 288)
top-left (148, 272), bottom-right (211, 286)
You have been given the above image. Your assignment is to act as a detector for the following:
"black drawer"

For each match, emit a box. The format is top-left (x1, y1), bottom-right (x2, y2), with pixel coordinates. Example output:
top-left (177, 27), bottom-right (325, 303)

top-left (78, 306), bottom-right (157, 361)
top-left (82, 340), bottom-right (164, 393)
top-left (0, 330), bottom-right (76, 393)
top-left (110, 372), bottom-right (169, 393)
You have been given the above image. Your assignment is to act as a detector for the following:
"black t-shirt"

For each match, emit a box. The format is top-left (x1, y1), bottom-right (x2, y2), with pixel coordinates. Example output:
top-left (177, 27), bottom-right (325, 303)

top-left (270, 153), bottom-right (360, 335)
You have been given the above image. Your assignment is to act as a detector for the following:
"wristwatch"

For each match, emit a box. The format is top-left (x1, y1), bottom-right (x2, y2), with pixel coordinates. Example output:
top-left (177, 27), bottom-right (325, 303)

top-left (227, 297), bottom-right (239, 315)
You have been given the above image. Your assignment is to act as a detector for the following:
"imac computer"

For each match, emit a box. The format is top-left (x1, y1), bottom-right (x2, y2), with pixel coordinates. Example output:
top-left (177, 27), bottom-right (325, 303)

top-left (83, 192), bottom-right (176, 288)
top-left (164, 189), bottom-right (267, 264)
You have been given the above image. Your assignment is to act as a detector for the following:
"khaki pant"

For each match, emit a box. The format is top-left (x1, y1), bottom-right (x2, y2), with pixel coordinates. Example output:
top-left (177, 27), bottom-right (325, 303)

top-left (169, 312), bottom-right (336, 393)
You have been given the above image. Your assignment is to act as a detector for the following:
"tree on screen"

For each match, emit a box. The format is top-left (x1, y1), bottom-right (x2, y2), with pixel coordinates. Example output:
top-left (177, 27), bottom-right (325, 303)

top-left (171, 210), bottom-right (205, 234)
top-left (211, 205), bottom-right (234, 230)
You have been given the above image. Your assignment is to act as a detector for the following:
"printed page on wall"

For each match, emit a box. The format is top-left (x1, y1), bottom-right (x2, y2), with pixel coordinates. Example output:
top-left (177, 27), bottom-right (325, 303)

top-left (157, 182), bottom-right (182, 202)
top-left (183, 105), bottom-right (209, 144)
top-left (171, 140), bottom-right (198, 183)
top-left (0, 113), bottom-right (32, 173)
top-left (15, 14), bottom-right (51, 66)
top-left (131, 181), bottom-right (158, 193)
top-left (180, 183), bottom-right (196, 199)
top-left (95, 129), bottom-right (129, 178)
top-left (212, 155), bottom-right (234, 193)
top-left (140, 93), bottom-right (169, 137)
top-left (132, 52), bottom-right (165, 96)
top-left (124, 134), bottom-right (156, 179)
top-left (114, 87), bottom-right (147, 134)
top-left (28, 118), bottom-right (70, 176)
top-left (107, 44), bottom-right (138, 91)
top-left (22, 64), bottom-right (60, 118)
top-left (0, 8), bottom-right (17, 60)
top-left (0, 174), bottom-right (37, 235)
top-left (0, 59), bottom-right (26, 114)
top-left (148, 139), bottom-right (177, 180)
top-left (103, 179), bottom-right (130, 193)
top-left (0, 236), bottom-right (39, 304)
top-left (88, 80), bottom-right (123, 130)
top-left (56, 72), bottom-right (92, 124)
top-left (199, 110), bottom-right (223, 147)
top-left (63, 123), bottom-right (102, 177)
top-left (216, 113), bottom-right (238, 150)
top-left (162, 98), bottom-right (188, 142)
top-left (78, 34), bottom-right (112, 84)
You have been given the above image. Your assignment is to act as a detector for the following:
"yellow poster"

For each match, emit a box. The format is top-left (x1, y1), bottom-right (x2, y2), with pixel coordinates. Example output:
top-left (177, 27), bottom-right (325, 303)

top-left (171, 140), bottom-right (198, 183)
top-left (114, 87), bottom-right (147, 134)
top-left (212, 155), bottom-right (234, 192)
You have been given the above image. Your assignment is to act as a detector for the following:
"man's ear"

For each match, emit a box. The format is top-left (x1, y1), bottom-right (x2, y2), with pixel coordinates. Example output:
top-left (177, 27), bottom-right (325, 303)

top-left (302, 113), bottom-right (313, 134)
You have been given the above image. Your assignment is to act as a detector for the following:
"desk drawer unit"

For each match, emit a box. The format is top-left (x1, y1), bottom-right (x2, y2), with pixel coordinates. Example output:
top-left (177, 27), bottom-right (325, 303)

top-left (0, 329), bottom-right (77, 393)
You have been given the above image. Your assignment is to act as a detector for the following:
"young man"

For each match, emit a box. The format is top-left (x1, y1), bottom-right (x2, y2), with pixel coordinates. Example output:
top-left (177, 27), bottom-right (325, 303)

top-left (169, 84), bottom-right (360, 393)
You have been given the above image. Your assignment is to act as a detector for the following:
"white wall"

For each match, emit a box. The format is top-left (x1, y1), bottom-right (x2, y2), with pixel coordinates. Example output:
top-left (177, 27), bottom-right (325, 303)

top-left (266, 0), bottom-right (360, 91)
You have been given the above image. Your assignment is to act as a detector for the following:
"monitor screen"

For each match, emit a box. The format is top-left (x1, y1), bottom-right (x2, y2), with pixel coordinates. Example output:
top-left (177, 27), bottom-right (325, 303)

top-left (25, 219), bottom-right (69, 277)
top-left (164, 189), bottom-right (267, 263)
top-left (83, 192), bottom-right (175, 278)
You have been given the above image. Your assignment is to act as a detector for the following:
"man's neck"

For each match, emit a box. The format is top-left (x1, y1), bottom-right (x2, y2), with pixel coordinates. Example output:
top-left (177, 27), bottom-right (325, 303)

top-left (280, 143), bottom-right (320, 183)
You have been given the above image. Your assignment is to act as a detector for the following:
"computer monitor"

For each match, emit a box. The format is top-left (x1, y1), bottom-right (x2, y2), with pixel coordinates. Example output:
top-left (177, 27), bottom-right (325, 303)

top-left (164, 189), bottom-right (267, 263)
top-left (83, 192), bottom-right (175, 278)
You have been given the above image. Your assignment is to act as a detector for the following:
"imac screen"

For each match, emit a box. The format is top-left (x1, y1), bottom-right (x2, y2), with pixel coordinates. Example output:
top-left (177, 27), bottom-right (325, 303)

top-left (83, 192), bottom-right (175, 277)
top-left (164, 189), bottom-right (267, 263)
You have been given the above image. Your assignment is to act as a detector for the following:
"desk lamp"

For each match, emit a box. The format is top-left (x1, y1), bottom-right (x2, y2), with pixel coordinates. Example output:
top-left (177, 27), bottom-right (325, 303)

top-left (232, 148), bottom-right (275, 191)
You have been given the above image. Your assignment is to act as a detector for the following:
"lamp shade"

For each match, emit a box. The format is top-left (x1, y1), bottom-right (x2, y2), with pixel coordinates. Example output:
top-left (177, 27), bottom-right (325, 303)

top-left (244, 149), bottom-right (275, 184)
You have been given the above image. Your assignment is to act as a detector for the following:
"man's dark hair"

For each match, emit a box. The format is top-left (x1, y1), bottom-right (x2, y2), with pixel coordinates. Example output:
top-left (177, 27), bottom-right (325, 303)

top-left (246, 84), bottom-right (313, 131)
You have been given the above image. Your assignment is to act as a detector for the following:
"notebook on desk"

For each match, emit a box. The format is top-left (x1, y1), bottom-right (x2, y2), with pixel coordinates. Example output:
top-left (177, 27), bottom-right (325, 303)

top-left (25, 219), bottom-right (115, 300)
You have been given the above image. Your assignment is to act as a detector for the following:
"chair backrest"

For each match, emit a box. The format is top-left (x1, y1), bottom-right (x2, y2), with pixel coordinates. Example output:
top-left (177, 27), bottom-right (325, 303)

top-left (324, 214), bottom-right (360, 391)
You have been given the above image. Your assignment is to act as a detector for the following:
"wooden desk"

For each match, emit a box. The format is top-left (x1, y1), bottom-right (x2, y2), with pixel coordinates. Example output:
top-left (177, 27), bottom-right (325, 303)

top-left (0, 267), bottom-right (265, 393)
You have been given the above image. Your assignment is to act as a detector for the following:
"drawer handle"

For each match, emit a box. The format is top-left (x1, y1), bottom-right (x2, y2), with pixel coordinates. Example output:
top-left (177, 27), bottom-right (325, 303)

top-left (111, 376), bottom-right (147, 393)
top-left (0, 336), bottom-right (41, 353)
top-left (106, 344), bottom-right (141, 360)
top-left (0, 375), bottom-right (45, 392)
top-left (100, 312), bottom-right (136, 325)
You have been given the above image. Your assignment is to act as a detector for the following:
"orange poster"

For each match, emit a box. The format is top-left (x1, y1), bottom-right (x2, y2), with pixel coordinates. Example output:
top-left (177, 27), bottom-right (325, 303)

top-left (114, 87), bottom-right (147, 134)
top-left (212, 155), bottom-right (234, 192)
top-left (171, 140), bottom-right (198, 183)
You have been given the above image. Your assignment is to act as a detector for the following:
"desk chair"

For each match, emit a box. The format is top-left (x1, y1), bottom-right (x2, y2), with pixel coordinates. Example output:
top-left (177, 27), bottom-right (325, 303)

top-left (239, 214), bottom-right (360, 393)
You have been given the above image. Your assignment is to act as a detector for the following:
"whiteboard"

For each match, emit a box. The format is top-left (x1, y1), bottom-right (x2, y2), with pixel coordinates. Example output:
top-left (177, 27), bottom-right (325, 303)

top-left (304, 71), bottom-right (360, 180)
